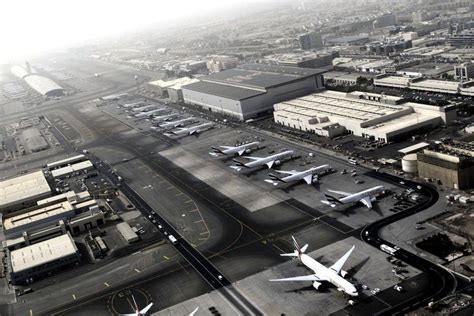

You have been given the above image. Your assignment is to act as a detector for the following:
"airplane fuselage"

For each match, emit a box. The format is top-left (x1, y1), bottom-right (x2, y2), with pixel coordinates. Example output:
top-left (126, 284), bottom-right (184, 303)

top-left (212, 141), bottom-right (259, 155)
top-left (235, 150), bottom-right (294, 168)
top-left (300, 254), bottom-right (358, 297)
top-left (273, 165), bottom-right (329, 183)
top-left (339, 185), bottom-right (384, 204)
top-left (160, 118), bottom-right (194, 128)
top-left (171, 123), bottom-right (213, 135)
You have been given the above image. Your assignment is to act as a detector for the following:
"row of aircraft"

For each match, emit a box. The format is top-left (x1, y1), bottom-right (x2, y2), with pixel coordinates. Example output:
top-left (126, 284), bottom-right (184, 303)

top-left (210, 143), bottom-right (377, 297)
top-left (210, 142), bottom-right (385, 210)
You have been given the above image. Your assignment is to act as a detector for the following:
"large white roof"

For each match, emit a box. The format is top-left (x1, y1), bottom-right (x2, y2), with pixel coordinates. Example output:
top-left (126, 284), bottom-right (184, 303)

top-left (0, 171), bottom-right (51, 210)
top-left (51, 160), bottom-right (93, 178)
top-left (10, 233), bottom-right (78, 273)
top-left (23, 74), bottom-right (63, 96)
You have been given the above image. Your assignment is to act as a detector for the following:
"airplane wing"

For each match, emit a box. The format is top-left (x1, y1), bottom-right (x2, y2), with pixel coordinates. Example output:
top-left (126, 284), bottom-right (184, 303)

top-left (270, 274), bottom-right (326, 282)
top-left (140, 302), bottom-right (153, 314)
top-left (359, 197), bottom-right (373, 209)
top-left (303, 174), bottom-right (313, 185)
top-left (189, 129), bottom-right (197, 135)
top-left (237, 149), bottom-right (246, 155)
top-left (265, 160), bottom-right (275, 168)
top-left (327, 189), bottom-right (352, 197)
top-left (329, 246), bottom-right (355, 274)
top-left (220, 146), bottom-right (233, 149)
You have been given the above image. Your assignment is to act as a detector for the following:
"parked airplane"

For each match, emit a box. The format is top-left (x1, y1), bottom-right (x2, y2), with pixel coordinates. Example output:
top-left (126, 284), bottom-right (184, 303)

top-left (131, 104), bottom-right (157, 113)
top-left (231, 150), bottom-right (294, 171)
top-left (321, 185), bottom-right (385, 209)
top-left (270, 236), bottom-right (358, 297)
top-left (159, 117), bottom-right (195, 129)
top-left (134, 108), bottom-right (167, 118)
top-left (168, 122), bottom-right (214, 136)
top-left (152, 113), bottom-right (177, 123)
top-left (265, 164), bottom-right (330, 186)
top-left (210, 141), bottom-right (260, 156)
top-left (122, 101), bottom-right (144, 109)
top-left (119, 295), bottom-right (153, 316)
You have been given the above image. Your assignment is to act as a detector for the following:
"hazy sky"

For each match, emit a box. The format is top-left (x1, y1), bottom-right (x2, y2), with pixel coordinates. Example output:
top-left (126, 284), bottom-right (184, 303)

top-left (0, 0), bottom-right (274, 63)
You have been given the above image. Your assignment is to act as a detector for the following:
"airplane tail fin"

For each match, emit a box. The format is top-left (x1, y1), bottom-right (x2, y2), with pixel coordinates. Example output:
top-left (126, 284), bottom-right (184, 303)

top-left (211, 146), bottom-right (223, 154)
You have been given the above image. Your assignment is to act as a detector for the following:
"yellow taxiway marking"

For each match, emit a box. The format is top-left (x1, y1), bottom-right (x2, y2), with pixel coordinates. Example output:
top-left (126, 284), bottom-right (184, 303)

top-left (104, 282), bottom-right (110, 287)
top-left (175, 192), bottom-right (183, 197)
top-left (163, 256), bottom-right (169, 260)
top-left (184, 199), bottom-right (193, 204)
top-left (166, 186), bottom-right (175, 190)
top-left (72, 294), bottom-right (76, 300)
top-left (200, 232), bottom-right (209, 235)
top-left (189, 208), bottom-right (198, 213)
top-left (159, 180), bottom-right (167, 184)
top-left (194, 219), bottom-right (204, 224)
top-left (134, 268), bottom-right (141, 273)
top-left (153, 175), bottom-right (161, 178)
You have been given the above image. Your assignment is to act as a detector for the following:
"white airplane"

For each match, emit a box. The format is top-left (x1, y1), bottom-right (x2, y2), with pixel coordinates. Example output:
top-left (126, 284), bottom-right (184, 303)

top-left (100, 92), bottom-right (128, 101)
top-left (265, 164), bottom-right (330, 186)
top-left (131, 104), bottom-right (157, 113)
top-left (119, 295), bottom-right (153, 316)
top-left (168, 122), bottom-right (214, 136)
top-left (321, 185), bottom-right (385, 209)
top-left (152, 113), bottom-right (177, 123)
top-left (270, 236), bottom-right (358, 297)
top-left (210, 142), bottom-right (260, 156)
top-left (122, 101), bottom-right (144, 109)
top-left (159, 117), bottom-right (195, 129)
top-left (134, 108), bottom-right (167, 118)
top-left (231, 150), bottom-right (294, 171)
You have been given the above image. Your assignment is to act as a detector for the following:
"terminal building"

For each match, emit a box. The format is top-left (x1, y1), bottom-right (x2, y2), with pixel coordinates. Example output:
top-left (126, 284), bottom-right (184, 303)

top-left (182, 64), bottom-right (325, 120)
top-left (0, 171), bottom-right (52, 213)
top-left (8, 232), bottom-right (80, 284)
top-left (273, 90), bottom-right (455, 143)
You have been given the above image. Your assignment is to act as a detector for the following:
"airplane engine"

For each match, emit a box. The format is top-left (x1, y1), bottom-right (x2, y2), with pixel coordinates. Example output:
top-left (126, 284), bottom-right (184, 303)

top-left (245, 149), bottom-right (251, 154)
top-left (340, 270), bottom-right (348, 278)
top-left (313, 281), bottom-right (322, 290)
top-left (371, 197), bottom-right (377, 202)
top-left (312, 175), bottom-right (319, 183)
top-left (274, 160), bottom-right (281, 166)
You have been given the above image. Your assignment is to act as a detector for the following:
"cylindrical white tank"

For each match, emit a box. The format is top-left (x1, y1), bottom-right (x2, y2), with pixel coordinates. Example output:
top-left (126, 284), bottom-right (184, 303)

top-left (402, 154), bottom-right (418, 173)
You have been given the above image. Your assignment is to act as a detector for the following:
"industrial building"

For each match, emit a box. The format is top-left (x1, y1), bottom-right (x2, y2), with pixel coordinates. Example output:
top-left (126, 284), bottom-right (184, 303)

top-left (366, 39), bottom-right (412, 56)
top-left (147, 77), bottom-right (196, 98)
top-left (182, 64), bottom-right (325, 120)
top-left (68, 207), bottom-right (105, 235)
top-left (374, 74), bottom-right (474, 96)
top-left (0, 171), bottom-right (52, 213)
top-left (325, 34), bottom-right (370, 46)
top-left (417, 144), bottom-right (474, 190)
top-left (167, 78), bottom-right (200, 102)
top-left (3, 193), bottom-right (98, 238)
top-left (46, 154), bottom-right (87, 170)
top-left (448, 28), bottom-right (474, 48)
top-left (298, 31), bottom-right (323, 50)
top-left (50, 160), bottom-right (94, 179)
top-left (9, 232), bottom-right (80, 284)
top-left (273, 90), bottom-right (455, 142)
top-left (116, 222), bottom-right (138, 243)
top-left (206, 56), bottom-right (239, 73)
top-left (264, 51), bottom-right (337, 69)
top-left (323, 72), bottom-right (361, 86)
top-left (454, 62), bottom-right (474, 81)
top-left (22, 128), bottom-right (49, 152)
top-left (10, 64), bottom-right (63, 97)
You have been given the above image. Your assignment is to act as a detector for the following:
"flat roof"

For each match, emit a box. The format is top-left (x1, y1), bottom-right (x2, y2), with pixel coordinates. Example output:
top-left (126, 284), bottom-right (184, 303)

top-left (51, 160), bottom-right (93, 178)
top-left (37, 190), bottom-right (90, 205)
top-left (398, 142), bottom-right (431, 154)
top-left (410, 79), bottom-right (460, 91)
top-left (47, 154), bottom-right (86, 169)
top-left (10, 233), bottom-right (78, 273)
top-left (374, 76), bottom-right (411, 86)
top-left (202, 63), bottom-right (323, 90)
top-left (3, 201), bottom-right (74, 231)
top-left (182, 81), bottom-right (265, 101)
top-left (0, 171), bottom-right (51, 209)
top-left (148, 77), bottom-right (194, 89)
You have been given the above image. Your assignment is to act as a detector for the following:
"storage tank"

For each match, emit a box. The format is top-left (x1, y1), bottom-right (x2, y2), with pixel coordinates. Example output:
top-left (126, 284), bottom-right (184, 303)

top-left (402, 154), bottom-right (418, 173)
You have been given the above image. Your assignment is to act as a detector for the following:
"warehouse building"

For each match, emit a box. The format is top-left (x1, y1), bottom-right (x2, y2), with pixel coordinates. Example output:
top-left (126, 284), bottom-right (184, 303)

top-left (22, 128), bottom-right (49, 152)
top-left (51, 160), bottom-right (95, 179)
top-left (273, 90), bottom-right (453, 143)
top-left (147, 77), bottom-right (196, 98)
top-left (3, 196), bottom-right (98, 238)
top-left (11, 64), bottom-right (63, 97)
top-left (46, 154), bottom-right (87, 170)
top-left (167, 78), bottom-right (200, 102)
top-left (116, 222), bottom-right (138, 243)
top-left (0, 171), bottom-right (52, 213)
top-left (264, 51), bottom-right (338, 69)
top-left (182, 64), bottom-right (325, 120)
top-left (417, 145), bottom-right (474, 190)
top-left (9, 232), bottom-right (80, 284)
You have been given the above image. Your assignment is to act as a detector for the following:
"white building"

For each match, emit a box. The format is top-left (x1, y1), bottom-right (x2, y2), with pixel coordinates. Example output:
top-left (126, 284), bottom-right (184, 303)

top-left (273, 90), bottom-right (454, 143)
top-left (182, 64), bottom-right (324, 120)
top-left (51, 160), bottom-right (94, 179)
top-left (0, 171), bottom-right (51, 213)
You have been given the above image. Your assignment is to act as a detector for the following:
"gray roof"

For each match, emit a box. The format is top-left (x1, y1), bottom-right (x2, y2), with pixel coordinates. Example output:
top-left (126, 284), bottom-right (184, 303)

top-left (203, 63), bottom-right (323, 90)
top-left (182, 81), bottom-right (265, 101)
